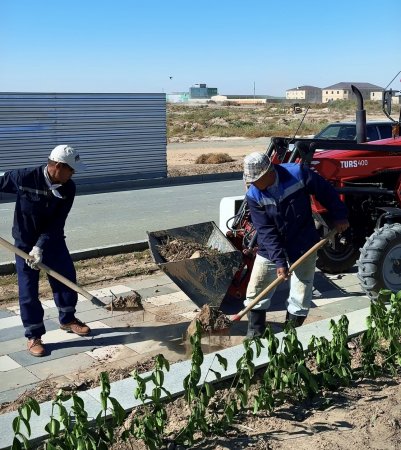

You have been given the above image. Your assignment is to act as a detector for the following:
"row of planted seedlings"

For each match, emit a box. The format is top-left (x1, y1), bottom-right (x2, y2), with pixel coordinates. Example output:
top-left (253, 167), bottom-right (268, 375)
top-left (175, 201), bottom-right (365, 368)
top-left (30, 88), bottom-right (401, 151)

top-left (11, 289), bottom-right (401, 450)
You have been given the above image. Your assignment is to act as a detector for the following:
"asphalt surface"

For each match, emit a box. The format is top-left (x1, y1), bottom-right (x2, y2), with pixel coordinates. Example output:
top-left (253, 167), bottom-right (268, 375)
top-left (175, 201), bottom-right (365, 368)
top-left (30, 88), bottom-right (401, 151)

top-left (0, 178), bottom-right (245, 264)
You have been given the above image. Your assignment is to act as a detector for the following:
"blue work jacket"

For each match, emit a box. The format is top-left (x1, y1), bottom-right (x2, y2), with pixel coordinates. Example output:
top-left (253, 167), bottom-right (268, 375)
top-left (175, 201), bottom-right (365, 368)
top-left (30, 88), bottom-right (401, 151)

top-left (246, 163), bottom-right (347, 268)
top-left (0, 165), bottom-right (75, 249)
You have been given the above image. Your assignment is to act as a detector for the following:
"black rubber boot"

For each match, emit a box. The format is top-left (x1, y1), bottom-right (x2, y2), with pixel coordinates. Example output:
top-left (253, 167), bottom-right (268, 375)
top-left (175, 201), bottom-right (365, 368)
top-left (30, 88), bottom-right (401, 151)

top-left (246, 310), bottom-right (266, 338)
top-left (285, 311), bottom-right (306, 328)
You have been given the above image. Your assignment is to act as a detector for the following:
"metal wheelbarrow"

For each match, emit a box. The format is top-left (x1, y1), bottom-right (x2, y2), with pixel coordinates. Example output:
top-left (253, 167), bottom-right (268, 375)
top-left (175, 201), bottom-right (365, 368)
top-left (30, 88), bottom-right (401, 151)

top-left (147, 221), bottom-right (243, 310)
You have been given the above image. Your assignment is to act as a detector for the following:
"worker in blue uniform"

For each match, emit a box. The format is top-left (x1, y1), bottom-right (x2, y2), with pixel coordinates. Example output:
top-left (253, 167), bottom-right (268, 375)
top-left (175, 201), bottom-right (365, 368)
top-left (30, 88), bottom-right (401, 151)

top-left (243, 152), bottom-right (350, 338)
top-left (0, 145), bottom-right (91, 356)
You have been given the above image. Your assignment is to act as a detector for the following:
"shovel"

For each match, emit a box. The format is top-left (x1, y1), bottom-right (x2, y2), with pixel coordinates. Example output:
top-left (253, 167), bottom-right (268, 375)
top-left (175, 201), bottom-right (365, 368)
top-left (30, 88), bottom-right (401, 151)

top-left (229, 229), bottom-right (337, 323)
top-left (185, 229), bottom-right (337, 338)
top-left (0, 235), bottom-right (106, 307)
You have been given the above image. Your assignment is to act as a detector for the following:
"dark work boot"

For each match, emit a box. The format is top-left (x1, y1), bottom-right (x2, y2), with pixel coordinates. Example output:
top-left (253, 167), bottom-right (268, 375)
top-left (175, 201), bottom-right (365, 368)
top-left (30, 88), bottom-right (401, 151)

top-left (246, 310), bottom-right (266, 339)
top-left (285, 311), bottom-right (306, 328)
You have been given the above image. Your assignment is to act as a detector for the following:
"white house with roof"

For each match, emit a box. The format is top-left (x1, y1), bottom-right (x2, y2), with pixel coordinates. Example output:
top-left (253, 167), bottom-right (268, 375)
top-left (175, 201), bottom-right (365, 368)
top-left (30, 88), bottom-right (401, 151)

top-left (286, 85), bottom-right (322, 103)
top-left (321, 82), bottom-right (384, 103)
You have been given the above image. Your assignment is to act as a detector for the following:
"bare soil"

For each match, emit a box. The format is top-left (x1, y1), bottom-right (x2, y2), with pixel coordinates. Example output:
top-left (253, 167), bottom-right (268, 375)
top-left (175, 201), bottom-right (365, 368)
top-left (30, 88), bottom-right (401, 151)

top-left (112, 370), bottom-right (401, 450)
top-left (186, 304), bottom-right (232, 337)
top-left (105, 291), bottom-right (143, 311)
top-left (157, 236), bottom-right (220, 262)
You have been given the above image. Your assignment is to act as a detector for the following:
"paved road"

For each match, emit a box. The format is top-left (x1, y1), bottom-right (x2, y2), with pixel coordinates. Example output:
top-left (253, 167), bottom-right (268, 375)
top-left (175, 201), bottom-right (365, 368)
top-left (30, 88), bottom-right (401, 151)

top-left (0, 179), bottom-right (245, 263)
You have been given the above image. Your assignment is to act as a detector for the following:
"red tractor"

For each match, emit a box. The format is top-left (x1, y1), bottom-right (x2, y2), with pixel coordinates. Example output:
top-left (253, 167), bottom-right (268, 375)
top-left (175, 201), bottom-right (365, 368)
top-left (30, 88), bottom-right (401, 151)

top-left (224, 85), bottom-right (401, 302)
top-left (149, 85), bottom-right (401, 313)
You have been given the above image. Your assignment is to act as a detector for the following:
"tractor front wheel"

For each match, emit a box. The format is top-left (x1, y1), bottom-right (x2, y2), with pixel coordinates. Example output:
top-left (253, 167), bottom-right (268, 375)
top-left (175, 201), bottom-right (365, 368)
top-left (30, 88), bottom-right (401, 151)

top-left (316, 230), bottom-right (359, 274)
top-left (357, 223), bottom-right (401, 300)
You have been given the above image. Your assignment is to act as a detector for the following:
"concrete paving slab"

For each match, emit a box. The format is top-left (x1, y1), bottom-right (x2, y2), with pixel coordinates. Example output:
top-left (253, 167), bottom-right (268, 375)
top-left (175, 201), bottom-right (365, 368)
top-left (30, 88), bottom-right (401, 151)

top-left (69, 306), bottom-right (126, 323)
top-left (144, 292), bottom-right (189, 306)
top-left (9, 337), bottom-right (95, 366)
top-left (123, 273), bottom-right (174, 290)
top-left (0, 355), bottom-right (21, 371)
top-left (126, 339), bottom-right (180, 355)
top-left (84, 324), bottom-right (139, 345)
top-left (100, 309), bottom-right (157, 327)
top-left (26, 353), bottom-right (95, 380)
top-left (85, 344), bottom-right (131, 361)
top-left (0, 337), bottom-right (28, 357)
top-left (0, 367), bottom-right (41, 392)
top-left (0, 310), bottom-right (15, 320)
top-left (145, 300), bottom-right (198, 318)
top-left (138, 284), bottom-right (180, 299)
top-left (0, 315), bottom-right (23, 330)
top-left (318, 296), bottom-right (371, 316)
top-left (312, 292), bottom-right (359, 306)
top-left (91, 284), bottom-right (133, 298)
top-left (42, 328), bottom-right (87, 345)
top-left (0, 382), bottom-right (39, 405)
top-left (0, 318), bottom-right (60, 343)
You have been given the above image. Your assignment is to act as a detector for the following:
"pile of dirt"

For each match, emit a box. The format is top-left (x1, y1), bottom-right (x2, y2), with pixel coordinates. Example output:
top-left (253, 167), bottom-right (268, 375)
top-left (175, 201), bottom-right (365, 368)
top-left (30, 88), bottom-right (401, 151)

top-left (194, 152), bottom-right (234, 164)
top-left (106, 290), bottom-right (143, 311)
top-left (188, 304), bottom-right (231, 335)
top-left (157, 236), bottom-right (220, 262)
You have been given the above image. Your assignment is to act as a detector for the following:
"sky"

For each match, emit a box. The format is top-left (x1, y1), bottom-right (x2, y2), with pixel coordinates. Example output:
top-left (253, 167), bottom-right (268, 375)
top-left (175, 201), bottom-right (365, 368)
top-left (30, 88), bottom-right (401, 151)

top-left (1, 0), bottom-right (400, 97)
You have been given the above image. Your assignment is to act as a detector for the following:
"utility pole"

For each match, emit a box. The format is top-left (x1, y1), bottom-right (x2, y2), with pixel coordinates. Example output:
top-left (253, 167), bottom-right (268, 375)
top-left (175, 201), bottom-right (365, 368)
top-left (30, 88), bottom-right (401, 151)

top-left (253, 81), bottom-right (256, 99)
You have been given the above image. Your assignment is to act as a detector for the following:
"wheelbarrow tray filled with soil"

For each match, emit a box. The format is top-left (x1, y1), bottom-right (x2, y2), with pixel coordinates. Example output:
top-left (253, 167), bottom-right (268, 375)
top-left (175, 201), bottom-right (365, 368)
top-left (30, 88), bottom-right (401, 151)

top-left (147, 221), bottom-right (242, 309)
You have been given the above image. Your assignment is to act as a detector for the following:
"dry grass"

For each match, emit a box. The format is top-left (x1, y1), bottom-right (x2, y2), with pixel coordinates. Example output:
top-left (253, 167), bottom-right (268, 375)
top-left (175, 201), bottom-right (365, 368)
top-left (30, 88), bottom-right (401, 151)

top-left (167, 101), bottom-right (385, 142)
top-left (195, 153), bottom-right (234, 164)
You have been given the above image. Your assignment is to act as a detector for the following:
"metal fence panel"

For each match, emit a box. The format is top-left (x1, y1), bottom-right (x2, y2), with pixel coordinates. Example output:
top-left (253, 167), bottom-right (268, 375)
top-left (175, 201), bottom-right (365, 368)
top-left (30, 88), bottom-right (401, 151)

top-left (0, 92), bottom-right (167, 184)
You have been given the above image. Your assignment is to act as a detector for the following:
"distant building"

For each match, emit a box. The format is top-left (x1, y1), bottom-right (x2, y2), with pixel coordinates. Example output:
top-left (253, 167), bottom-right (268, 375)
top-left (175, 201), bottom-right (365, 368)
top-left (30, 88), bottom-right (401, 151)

top-left (189, 83), bottom-right (218, 99)
top-left (286, 85), bottom-right (322, 103)
top-left (211, 94), bottom-right (283, 105)
top-left (322, 82), bottom-right (384, 103)
top-left (369, 90), bottom-right (400, 104)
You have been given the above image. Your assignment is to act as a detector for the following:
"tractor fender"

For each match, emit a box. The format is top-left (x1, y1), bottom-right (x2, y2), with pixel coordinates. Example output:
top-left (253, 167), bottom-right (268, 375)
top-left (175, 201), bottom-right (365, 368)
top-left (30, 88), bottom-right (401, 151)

top-left (374, 207), bottom-right (401, 229)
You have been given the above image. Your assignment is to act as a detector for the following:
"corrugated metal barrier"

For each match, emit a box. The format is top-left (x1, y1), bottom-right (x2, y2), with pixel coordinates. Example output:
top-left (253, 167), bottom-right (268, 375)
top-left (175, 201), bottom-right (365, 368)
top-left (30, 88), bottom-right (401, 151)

top-left (0, 92), bottom-right (167, 184)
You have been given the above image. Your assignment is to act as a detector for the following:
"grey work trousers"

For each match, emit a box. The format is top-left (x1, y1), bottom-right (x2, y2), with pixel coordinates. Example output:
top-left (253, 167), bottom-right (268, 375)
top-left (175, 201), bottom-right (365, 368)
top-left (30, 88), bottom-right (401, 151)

top-left (244, 253), bottom-right (317, 316)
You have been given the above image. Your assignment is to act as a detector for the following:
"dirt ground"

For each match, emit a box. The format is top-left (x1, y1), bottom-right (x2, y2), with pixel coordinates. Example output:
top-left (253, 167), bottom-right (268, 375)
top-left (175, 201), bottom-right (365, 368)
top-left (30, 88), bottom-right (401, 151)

top-left (167, 137), bottom-right (250, 177)
top-left (1, 106), bottom-right (400, 447)
top-left (113, 373), bottom-right (401, 450)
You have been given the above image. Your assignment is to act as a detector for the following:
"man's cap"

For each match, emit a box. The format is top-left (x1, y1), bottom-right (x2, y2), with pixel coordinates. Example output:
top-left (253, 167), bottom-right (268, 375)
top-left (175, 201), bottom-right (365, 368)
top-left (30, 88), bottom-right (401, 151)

top-left (49, 145), bottom-right (86, 171)
top-left (243, 152), bottom-right (273, 183)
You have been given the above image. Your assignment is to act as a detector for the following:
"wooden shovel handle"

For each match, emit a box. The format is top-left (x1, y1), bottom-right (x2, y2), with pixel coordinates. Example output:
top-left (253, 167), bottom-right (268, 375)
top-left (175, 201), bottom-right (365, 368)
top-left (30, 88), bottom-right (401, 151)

top-left (0, 235), bottom-right (101, 304)
top-left (230, 229), bottom-right (337, 322)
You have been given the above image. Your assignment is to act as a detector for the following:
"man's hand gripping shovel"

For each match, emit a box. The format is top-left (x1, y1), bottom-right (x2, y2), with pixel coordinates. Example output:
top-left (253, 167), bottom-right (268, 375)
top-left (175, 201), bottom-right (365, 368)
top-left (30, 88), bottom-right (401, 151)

top-left (0, 235), bottom-right (106, 307)
top-left (229, 229), bottom-right (337, 324)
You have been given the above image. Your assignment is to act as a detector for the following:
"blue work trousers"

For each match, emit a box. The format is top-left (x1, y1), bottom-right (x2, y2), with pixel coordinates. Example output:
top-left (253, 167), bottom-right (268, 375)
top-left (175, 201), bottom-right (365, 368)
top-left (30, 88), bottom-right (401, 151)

top-left (15, 240), bottom-right (78, 339)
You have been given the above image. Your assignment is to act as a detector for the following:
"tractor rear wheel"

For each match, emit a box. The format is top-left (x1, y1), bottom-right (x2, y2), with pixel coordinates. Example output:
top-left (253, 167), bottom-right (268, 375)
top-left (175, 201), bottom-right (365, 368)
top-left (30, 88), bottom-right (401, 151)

top-left (357, 223), bottom-right (401, 300)
top-left (316, 231), bottom-right (359, 274)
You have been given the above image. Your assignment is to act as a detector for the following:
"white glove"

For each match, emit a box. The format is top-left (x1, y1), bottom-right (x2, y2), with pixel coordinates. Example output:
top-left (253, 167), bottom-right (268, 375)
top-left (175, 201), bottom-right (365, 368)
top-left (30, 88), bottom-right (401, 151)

top-left (26, 246), bottom-right (43, 270)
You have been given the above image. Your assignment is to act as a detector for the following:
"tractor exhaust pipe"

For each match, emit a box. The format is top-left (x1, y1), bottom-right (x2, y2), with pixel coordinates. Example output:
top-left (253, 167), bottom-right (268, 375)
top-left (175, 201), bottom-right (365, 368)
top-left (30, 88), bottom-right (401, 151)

top-left (351, 84), bottom-right (367, 143)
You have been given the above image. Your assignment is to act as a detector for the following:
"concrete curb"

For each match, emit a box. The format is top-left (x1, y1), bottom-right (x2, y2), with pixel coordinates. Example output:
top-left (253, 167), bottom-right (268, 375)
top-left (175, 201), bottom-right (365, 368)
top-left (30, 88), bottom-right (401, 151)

top-left (0, 307), bottom-right (371, 449)
top-left (0, 240), bottom-right (150, 275)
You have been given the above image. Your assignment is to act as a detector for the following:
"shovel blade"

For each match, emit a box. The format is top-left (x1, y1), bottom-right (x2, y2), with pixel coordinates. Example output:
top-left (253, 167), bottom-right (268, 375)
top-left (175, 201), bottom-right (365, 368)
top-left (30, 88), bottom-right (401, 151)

top-left (147, 221), bottom-right (243, 309)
